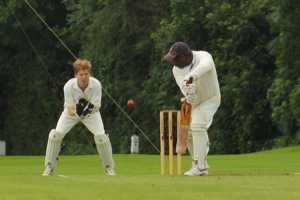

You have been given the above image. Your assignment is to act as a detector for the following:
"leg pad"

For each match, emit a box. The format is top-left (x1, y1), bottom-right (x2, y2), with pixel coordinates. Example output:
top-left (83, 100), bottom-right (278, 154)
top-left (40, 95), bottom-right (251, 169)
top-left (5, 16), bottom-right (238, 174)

top-left (45, 129), bottom-right (63, 169)
top-left (94, 134), bottom-right (115, 169)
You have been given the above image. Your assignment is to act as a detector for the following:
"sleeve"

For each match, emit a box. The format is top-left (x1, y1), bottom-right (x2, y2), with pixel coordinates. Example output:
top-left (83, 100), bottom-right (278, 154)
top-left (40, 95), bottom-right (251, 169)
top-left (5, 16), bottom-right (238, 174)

top-left (90, 81), bottom-right (102, 109)
top-left (63, 83), bottom-right (75, 108)
top-left (187, 53), bottom-right (214, 81)
top-left (173, 67), bottom-right (188, 96)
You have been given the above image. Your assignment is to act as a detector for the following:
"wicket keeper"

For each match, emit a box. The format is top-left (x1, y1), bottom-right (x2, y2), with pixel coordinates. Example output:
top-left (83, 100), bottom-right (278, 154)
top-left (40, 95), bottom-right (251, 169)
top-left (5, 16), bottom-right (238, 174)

top-left (42, 59), bottom-right (116, 176)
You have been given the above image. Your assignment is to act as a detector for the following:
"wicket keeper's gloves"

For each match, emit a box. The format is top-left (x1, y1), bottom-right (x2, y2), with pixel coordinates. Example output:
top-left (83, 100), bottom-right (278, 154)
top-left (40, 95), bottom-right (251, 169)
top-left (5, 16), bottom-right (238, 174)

top-left (82, 103), bottom-right (95, 119)
top-left (76, 98), bottom-right (88, 116)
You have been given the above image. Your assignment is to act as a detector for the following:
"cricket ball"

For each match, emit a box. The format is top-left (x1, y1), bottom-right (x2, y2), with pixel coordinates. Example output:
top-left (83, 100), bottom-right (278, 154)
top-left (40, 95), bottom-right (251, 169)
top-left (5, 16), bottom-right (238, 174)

top-left (127, 99), bottom-right (134, 108)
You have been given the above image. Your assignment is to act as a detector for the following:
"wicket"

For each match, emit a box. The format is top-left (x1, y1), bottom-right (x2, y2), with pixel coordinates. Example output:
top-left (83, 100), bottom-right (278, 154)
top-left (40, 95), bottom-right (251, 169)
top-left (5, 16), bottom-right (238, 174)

top-left (159, 110), bottom-right (181, 175)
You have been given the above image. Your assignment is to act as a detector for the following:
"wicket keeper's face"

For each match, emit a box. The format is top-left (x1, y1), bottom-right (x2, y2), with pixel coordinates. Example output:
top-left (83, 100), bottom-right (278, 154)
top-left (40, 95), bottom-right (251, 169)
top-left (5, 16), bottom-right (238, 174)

top-left (75, 69), bottom-right (90, 90)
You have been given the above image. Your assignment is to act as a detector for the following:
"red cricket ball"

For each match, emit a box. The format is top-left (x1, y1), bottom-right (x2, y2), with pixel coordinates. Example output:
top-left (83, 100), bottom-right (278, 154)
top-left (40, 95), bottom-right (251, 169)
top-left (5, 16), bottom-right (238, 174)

top-left (127, 99), bottom-right (134, 107)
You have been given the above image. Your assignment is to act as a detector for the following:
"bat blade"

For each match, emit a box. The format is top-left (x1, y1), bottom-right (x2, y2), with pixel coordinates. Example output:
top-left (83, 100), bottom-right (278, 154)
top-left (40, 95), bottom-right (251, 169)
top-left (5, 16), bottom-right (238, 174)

top-left (176, 102), bottom-right (192, 154)
top-left (176, 125), bottom-right (189, 154)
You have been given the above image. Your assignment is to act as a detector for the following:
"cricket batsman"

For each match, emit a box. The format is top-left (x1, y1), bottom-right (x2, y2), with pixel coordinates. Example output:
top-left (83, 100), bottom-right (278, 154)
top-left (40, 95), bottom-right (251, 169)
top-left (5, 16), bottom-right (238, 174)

top-left (164, 42), bottom-right (221, 176)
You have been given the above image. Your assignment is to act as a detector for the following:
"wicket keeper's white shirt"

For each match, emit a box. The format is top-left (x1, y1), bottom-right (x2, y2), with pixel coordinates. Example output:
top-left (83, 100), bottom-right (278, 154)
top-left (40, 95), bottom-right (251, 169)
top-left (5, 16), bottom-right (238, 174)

top-left (173, 51), bottom-right (221, 108)
top-left (63, 77), bottom-right (102, 109)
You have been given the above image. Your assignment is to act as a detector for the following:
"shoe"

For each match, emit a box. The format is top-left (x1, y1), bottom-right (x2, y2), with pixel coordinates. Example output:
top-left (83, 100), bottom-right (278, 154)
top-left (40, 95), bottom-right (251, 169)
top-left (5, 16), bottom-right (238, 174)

top-left (105, 164), bottom-right (116, 176)
top-left (42, 166), bottom-right (53, 176)
top-left (184, 166), bottom-right (208, 176)
top-left (199, 169), bottom-right (209, 176)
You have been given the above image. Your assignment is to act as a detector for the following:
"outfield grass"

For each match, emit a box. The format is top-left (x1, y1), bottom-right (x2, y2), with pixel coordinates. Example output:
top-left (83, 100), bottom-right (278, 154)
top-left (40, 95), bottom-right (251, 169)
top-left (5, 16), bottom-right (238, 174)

top-left (0, 146), bottom-right (299, 200)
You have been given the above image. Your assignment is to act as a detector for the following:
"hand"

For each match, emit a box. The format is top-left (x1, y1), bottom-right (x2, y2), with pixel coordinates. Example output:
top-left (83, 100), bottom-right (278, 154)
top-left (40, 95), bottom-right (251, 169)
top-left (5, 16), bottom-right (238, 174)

top-left (82, 103), bottom-right (95, 119)
top-left (181, 76), bottom-right (195, 95)
top-left (185, 92), bottom-right (197, 104)
top-left (182, 83), bottom-right (196, 95)
top-left (76, 98), bottom-right (88, 116)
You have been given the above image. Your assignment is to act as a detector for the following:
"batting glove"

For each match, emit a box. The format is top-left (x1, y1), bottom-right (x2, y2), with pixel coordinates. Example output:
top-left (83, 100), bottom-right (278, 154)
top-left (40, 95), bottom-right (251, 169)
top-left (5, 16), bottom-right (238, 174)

top-left (180, 97), bottom-right (186, 103)
top-left (75, 98), bottom-right (88, 117)
top-left (185, 92), bottom-right (197, 104)
top-left (182, 83), bottom-right (196, 95)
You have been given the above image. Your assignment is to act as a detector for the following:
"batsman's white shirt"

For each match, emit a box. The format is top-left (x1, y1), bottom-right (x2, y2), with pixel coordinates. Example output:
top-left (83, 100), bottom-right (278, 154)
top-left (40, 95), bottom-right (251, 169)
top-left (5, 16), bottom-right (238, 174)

top-left (173, 51), bottom-right (221, 128)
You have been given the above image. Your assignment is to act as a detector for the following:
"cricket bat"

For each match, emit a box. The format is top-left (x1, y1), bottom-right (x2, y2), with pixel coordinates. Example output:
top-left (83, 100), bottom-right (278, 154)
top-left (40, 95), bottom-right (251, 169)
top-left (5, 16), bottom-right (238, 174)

top-left (176, 77), bottom-right (193, 154)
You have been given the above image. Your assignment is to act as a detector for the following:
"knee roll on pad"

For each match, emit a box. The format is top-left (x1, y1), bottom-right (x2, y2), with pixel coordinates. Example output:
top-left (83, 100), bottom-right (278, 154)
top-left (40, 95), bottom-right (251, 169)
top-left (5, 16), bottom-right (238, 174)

top-left (95, 134), bottom-right (109, 144)
top-left (48, 129), bottom-right (64, 140)
top-left (45, 129), bottom-right (63, 168)
top-left (190, 123), bottom-right (207, 132)
top-left (94, 134), bottom-right (115, 169)
top-left (190, 124), bottom-right (209, 154)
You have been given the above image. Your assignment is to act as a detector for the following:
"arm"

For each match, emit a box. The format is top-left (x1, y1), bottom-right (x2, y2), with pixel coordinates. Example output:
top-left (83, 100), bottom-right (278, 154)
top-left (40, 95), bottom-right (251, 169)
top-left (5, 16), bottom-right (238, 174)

top-left (90, 79), bottom-right (102, 110)
top-left (80, 78), bottom-right (102, 119)
top-left (63, 82), bottom-right (77, 116)
top-left (187, 52), bottom-right (214, 81)
top-left (173, 67), bottom-right (189, 96)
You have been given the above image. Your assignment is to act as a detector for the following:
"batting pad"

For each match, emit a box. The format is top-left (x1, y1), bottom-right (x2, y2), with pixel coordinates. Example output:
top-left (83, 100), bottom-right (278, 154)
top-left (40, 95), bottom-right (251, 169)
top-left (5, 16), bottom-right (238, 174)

top-left (187, 131), bottom-right (210, 160)
top-left (94, 134), bottom-right (115, 169)
top-left (191, 123), bottom-right (209, 170)
top-left (45, 129), bottom-right (63, 169)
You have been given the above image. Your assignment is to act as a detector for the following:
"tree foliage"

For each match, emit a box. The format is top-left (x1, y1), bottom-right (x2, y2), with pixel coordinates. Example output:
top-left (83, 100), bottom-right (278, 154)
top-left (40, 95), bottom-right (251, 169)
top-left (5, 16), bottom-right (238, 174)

top-left (267, 0), bottom-right (300, 145)
top-left (0, 0), bottom-right (299, 155)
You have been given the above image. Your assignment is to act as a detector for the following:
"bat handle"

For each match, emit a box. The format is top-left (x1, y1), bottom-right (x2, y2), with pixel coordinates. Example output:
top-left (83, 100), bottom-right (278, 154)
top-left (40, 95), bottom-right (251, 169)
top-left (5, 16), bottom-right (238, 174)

top-left (186, 76), bottom-right (193, 85)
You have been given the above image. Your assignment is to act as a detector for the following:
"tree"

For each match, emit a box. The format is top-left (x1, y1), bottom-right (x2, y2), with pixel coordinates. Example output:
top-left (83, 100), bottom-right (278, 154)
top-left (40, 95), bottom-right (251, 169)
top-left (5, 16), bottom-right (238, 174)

top-left (1, 0), bottom-right (298, 155)
top-left (267, 0), bottom-right (300, 146)
top-left (0, 0), bottom-right (74, 154)
top-left (66, 0), bottom-right (171, 153)
top-left (151, 0), bottom-right (279, 153)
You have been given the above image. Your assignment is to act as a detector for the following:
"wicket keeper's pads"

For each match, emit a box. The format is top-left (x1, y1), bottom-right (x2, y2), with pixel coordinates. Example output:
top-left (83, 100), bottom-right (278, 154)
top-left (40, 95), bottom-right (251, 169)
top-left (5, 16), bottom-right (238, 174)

top-left (176, 102), bottom-right (192, 154)
top-left (94, 134), bottom-right (115, 169)
top-left (45, 129), bottom-right (63, 169)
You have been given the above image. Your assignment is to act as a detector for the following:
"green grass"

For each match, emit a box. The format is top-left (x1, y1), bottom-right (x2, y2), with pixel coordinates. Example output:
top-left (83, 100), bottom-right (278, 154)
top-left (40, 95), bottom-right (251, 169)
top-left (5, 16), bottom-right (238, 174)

top-left (0, 146), bottom-right (300, 200)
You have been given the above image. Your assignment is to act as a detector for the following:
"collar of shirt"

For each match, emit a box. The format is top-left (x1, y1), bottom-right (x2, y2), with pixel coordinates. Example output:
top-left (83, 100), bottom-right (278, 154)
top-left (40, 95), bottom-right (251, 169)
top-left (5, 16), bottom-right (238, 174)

top-left (190, 51), bottom-right (195, 71)
top-left (74, 78), bottom-right (93, 92)
top-left (183, 51), bottom-right (195, 72)
top-left (183, 61), bottom-right (195, 72)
